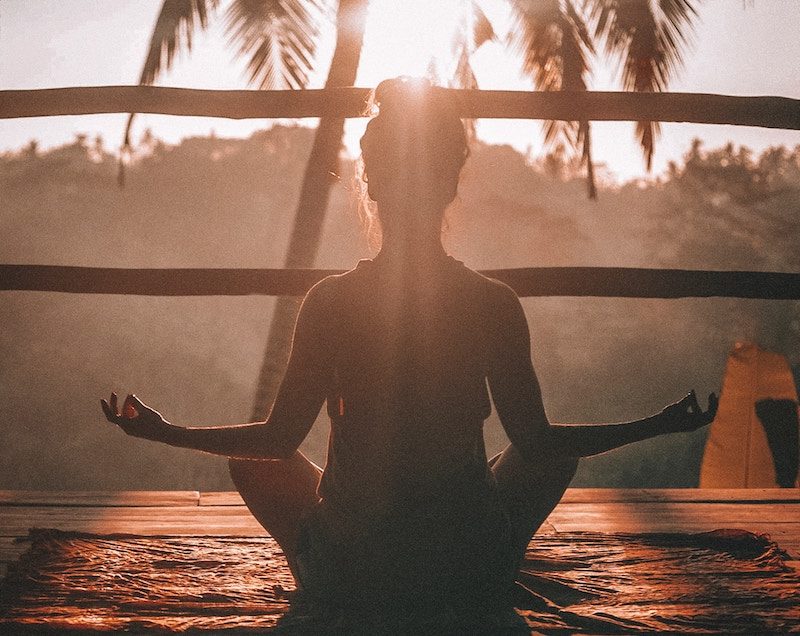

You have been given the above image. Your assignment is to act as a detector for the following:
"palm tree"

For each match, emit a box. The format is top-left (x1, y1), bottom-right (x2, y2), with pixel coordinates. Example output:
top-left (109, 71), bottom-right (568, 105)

top-left (506, 0), bottom-right (697, 196)
top-left (120, 0), bottom-right (367, 419)
top-left (248, 0), bottom-right (366, 419)
top-left (123, 0), bottom-right (698, 420)
top-left (120, 0), bottom-right (325, 183)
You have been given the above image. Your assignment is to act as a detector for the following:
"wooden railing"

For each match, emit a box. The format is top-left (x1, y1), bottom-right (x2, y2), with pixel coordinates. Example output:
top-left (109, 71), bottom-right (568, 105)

top-left (2, 87), bottom-right (799, 130)
top-left (2, 85), bottom-right (798, 300)
top-left (2, 265), bottom-right (798, 299)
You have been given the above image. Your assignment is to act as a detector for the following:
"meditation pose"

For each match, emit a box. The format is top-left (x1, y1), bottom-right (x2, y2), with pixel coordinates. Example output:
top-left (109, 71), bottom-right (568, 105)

top-left (102, 78), bottom-right (717, 617)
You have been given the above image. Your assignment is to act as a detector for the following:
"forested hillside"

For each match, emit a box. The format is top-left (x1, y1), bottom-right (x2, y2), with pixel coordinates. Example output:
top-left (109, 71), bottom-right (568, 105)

top-left (2, 128), bottom-right (798, 489)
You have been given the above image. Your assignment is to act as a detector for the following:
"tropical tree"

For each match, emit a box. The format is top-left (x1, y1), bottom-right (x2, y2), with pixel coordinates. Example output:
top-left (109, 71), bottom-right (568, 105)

top-left (123, 0), bottom-right (699, 420)
top-left (120, 0), bottom-right (366, 419)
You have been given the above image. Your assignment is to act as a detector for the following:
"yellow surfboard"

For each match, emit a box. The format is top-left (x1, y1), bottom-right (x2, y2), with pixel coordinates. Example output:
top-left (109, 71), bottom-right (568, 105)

top-left (700, 342), bottom-right (799, 488)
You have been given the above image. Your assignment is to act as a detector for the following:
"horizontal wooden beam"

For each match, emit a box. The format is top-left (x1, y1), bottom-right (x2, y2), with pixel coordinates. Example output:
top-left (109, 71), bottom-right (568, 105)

top-left (1, 86), bottom-right (799, 130)
top-left (1, 264), bottom-right (798, 299)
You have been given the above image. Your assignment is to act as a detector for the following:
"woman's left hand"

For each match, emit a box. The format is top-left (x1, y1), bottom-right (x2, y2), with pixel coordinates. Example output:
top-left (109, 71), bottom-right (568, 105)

top-left (101, 393), bottom-right (171, 443)
top-left (661, 390), bottom-right (719, 434)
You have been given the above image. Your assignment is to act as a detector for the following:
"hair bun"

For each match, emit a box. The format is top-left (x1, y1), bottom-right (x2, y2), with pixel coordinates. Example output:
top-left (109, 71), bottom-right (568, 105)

top-left (374, 76), bottom-right (435, 115)
top-left (360, 76), bottom-right (468, 207)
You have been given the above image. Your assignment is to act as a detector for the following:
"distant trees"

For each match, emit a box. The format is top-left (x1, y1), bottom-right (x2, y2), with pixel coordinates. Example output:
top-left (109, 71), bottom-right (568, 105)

top-left (2, 129), bottom-right (797, 488)
top-left (654, 139), bottom-right (800, 271)
top-left (651, 140), bottom-right (800, 357)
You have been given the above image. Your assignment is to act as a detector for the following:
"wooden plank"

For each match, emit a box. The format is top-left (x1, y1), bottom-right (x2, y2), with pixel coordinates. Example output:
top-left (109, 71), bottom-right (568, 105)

top-left (1, 87), bottom-right (799, 131)
top-left (549, 504), bottom-right (799, 530)
top-left (0, 505), bottom-right (266, 537)
top-left (548, 514), bottom-right (800, 534)
top-left (548, 514), bottom-right (800, 533)
top-left (200, 489), bottom-right (800, 506)
top-left (3, 264), bottom-right (800, 299)
top-left (0, 493), bottom-right (797, 560)
top-left (3, 489), bottom-right (794, 508)
top-left (200, 491), bottom-right (244, 506)
top-left (547, 501), bottom-right (800, 555)
top-left (0, 490), bottom-right (199, 507)
top-left (561, 488), bottom-right (800, 504)
top-left (549, 502), bottom-right (800, 525)
top-left (2, 503), bottom-right (796, 534)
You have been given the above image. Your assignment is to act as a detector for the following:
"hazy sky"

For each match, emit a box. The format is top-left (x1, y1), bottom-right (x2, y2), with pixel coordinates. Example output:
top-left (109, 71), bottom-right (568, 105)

top-left (2, 0), bottom-right (800, 181)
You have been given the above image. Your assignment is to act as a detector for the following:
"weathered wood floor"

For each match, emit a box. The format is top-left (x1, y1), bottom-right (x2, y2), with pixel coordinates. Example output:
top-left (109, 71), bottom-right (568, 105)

top-left (1, 489), bottom-right (798, 580)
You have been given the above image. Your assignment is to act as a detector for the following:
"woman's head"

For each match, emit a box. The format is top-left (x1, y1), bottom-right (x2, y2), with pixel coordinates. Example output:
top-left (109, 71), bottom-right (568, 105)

top-left (359, 77), bottom-right (468, 240)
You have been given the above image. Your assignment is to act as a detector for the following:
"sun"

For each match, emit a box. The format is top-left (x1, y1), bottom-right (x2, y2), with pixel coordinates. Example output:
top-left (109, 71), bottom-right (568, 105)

top-left (356, 0), bottom-right (465, 87)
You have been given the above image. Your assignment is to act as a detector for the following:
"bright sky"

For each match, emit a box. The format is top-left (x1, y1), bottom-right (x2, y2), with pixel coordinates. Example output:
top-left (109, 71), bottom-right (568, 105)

top-left (2, 0), bottom-right (800, 182)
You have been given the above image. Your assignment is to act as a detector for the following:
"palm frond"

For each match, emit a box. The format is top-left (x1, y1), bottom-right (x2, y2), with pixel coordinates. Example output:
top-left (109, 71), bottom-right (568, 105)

top-left (120, 0), bottom-right (218, 185)
top-left (509, 0), bottom-right (596, 196)
top-left (448, 2), bottom-right (495, 90)
top-left (472, 3), bottom-right (496, 49)
top-left (509, 0), bottom-right (593, 129)
top-left (224, 0), bottom-right (323, 90)
top-left (585, 0), bottom-right (698, 169)
top-left (425, 56), bottom-right (443, 85)
top-left (509, 0), bottom-right (563, 92)
top-left (449, 2), bottom-right (495, 139)
top-left (140, 0), bottom-right (219, 85)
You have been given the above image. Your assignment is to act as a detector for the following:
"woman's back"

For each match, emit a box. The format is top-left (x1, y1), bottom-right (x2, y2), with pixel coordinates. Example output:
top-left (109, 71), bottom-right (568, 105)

top-left (297, 254), bottom-right (516, 605)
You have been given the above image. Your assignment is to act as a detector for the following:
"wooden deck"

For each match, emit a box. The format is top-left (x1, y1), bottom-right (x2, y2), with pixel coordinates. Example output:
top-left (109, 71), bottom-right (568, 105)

top-left (2, 489), bottom-right (799, 580)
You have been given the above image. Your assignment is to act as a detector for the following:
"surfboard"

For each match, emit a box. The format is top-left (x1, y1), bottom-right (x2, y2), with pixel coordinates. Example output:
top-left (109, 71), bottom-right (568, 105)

top-left (699, 342), bottom-right (799, 488)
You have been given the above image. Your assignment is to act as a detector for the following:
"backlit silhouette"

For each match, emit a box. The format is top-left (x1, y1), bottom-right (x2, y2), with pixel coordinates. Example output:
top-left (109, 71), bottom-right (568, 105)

top-left (102, 77), bottom-right (717, 619)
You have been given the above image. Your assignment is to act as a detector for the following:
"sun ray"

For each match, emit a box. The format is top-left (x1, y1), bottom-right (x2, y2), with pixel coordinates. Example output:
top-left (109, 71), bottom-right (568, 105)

top-left (357, 0), bottom-right (464, 85)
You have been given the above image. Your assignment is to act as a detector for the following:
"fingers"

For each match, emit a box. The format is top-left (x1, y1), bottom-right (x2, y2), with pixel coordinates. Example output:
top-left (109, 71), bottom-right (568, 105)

top-left (129, 394), bottom-right (148, 414)
top-left (101, 392), bottom-right (144, 425)
top-left (100, 398), bottom-right (116, 423)
top-left (123, 394), bottom-right (139, 419)
top-left (687, 389), bottom-right (701, 414)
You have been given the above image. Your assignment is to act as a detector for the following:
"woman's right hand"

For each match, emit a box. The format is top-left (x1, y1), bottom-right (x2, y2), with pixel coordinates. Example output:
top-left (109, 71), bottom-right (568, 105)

top-left (660, 390), bottom-right (718, 434)
top-left (101, 392), bottom-right (172, 443)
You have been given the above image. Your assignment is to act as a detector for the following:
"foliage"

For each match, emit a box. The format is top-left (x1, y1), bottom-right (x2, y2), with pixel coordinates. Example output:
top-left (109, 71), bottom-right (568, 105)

top-left (1, 129), bottom-right (798, 489)
top-left (126, 0), bottom-right (699, 190)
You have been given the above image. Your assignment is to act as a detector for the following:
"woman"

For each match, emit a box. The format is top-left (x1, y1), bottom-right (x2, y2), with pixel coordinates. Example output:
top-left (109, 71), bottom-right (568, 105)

top-left (102, 77), bottom-right (717, 616)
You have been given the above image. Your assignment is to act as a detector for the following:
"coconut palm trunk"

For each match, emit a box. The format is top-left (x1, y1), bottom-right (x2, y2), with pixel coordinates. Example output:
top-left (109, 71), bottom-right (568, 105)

top-left (250, 0), bottom-right (367, 420)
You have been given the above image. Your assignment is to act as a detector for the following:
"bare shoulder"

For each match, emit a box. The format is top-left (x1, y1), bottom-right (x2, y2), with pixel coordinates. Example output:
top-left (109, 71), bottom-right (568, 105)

top-left (455, 263), bottom-right (521, 310)
top-left (299, 272), bottom-right (342, 318)
top-left (299, 260), bottom-right (367, 314)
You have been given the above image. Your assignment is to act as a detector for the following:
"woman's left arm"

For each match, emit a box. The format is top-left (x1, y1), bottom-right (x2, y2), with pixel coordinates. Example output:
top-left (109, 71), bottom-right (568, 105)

top-left (546, 390), bottom-right (718, 457)
top-left (101, 279), bottom-right (335, 460)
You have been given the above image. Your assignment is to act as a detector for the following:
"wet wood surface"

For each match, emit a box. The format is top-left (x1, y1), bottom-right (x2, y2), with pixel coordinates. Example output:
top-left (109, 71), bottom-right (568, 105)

top-left (1, 489), bottom-right (798, 576)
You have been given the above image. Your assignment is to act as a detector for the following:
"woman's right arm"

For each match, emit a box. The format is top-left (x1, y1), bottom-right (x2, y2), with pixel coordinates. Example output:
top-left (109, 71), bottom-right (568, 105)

top-left (101, 278), bottom-right (335, 460)
top-left (485, 284), bottom-right (717, 460)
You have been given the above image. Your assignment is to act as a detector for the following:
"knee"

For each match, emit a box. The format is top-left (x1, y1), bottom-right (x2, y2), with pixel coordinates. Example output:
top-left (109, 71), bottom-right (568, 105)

top-left (228, 454), bottom-right (314, 493)
top-left (533, 450), bottom-right (578, 484)
top-left (510, 443), bottom-right (579, 476)
top-left (555, 454), bottom-right (579, 482)
top-left (550, 451), bottom-right (578, 471)
top-left (533, 441), bottom-right (579, 476)
top-left (228, 456), bottom-right (247, 476)
top-left (228, 457), bottom-right (261, 488)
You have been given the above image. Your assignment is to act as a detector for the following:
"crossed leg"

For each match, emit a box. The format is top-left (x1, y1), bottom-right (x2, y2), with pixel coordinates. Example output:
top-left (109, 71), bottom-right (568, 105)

top-left (228, 451), bottom-right (322, 582)
top-left (229, 445), bottom-right (577, 584)
top-left (489, 444), bottom-right (578, 570)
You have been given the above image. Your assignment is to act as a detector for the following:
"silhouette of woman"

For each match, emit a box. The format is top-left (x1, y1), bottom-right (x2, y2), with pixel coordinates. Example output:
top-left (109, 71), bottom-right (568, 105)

top-left (102, 77), bottom-right (717, 617)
